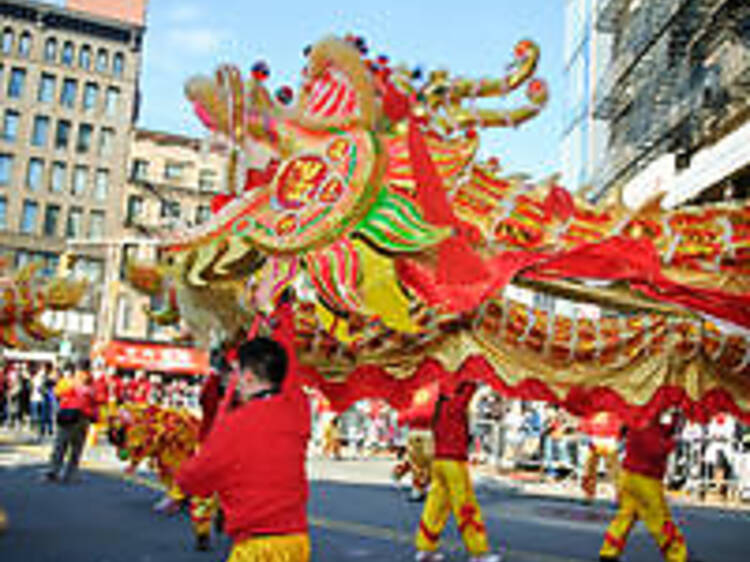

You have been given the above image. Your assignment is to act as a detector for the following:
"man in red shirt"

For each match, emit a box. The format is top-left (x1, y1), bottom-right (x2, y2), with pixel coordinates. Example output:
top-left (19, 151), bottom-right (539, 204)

top-left (45, 360), bottom-right (97, 483)
top-left (177, 294), bottom-right (311, 562)
top-left (599, 411), bottom-right (696, 562)
top-left (415, 379), bottom-right (503, 562)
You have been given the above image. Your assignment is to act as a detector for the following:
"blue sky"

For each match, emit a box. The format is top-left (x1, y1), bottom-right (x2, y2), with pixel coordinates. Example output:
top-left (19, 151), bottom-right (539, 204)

top-left (138, 0), bottom-right (565, 180)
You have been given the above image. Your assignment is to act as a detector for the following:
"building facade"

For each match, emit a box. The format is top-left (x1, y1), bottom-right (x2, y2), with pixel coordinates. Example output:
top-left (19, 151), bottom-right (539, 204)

top-left (590, 0), bottom-right (750, 207)
top-left (110, 128), bottom-right (226, 343)
top-left (0, 0), bottom-right (144, 355)
top-left (561, 0), bottom-right (612, 192)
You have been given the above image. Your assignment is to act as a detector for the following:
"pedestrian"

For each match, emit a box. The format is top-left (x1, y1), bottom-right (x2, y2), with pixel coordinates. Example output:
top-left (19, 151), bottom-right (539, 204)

top-left (0, 363), bottom-right (8, 426)
top-left (30, 367), bottom-right (46, 434)
top-left (414, 379), bottom-right (503, 562)
top-left (9, 366), bottom-right (24, 429)
top-left (599, 410), bottom-right (700, 562)
top-left (176, 290), bottom-right (312, 562)
top-left (44, 360), bottom-right (96, 483)
top-left (39, 371), bottom-right (56, 439)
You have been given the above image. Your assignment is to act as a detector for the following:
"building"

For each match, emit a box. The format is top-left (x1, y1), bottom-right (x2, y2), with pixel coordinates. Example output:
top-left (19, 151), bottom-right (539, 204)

top-left (110, 128), bottom-right (226, 345)
top-left (589, 0), bottom-right (750, 208)
top-left (0, 0), bottom-right (145, 356)
top-left (560, 0), bottom-right (612, 192)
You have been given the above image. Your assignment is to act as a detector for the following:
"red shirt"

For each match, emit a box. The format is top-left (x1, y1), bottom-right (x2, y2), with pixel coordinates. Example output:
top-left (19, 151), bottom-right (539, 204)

top-left (58, 380), bottom-right (97, 420)
top-left (622, 421), bottom-right (676, 480)
top-left (177, 302), bottom-right (310, 541)
top-left (433, 381), bottom-right (478, 461)
top-left (128, 379), bottom-right (151, 403)
top-left (94, 377), bottom-right (110, 405)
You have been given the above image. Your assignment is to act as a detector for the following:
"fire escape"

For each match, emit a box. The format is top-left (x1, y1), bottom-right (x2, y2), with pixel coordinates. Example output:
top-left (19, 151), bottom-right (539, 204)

top-left (590, 0), bottom-right (750, 201)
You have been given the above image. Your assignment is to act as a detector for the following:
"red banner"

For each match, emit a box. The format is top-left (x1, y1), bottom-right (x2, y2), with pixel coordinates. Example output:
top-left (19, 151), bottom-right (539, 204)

top-left (100, 341), bottom-right (209, 375)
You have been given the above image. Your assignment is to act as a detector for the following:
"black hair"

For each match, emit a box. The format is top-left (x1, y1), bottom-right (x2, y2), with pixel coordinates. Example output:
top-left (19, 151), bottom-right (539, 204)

top-left (237, 337), bottom-right (288, 389)
top-left (77, 358), bottom-right (91, 372)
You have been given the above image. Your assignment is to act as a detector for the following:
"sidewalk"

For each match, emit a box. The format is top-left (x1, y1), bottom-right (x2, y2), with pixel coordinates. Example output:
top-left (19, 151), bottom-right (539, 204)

top-left (472, 462), bottom-right (750, 514)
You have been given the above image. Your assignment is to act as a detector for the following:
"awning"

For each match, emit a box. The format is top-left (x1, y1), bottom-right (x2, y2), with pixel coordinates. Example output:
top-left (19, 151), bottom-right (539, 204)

top-left (99, 340), bottom-right (209, 375)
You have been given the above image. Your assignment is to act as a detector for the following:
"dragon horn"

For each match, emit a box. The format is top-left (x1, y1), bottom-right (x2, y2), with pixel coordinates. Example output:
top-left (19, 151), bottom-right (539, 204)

top-left (436, 78), bottom-right (549, 131)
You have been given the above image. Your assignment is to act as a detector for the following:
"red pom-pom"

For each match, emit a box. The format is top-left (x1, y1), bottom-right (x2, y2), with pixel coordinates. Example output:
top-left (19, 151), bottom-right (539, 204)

top-left (251, 61), bottom-right (270, 82)
top-left (465, 128), bottom-right (477, 139)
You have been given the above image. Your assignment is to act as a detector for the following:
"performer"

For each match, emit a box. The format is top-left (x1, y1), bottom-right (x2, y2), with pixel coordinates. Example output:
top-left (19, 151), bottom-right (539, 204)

top-left (393, 429), bottom-right (433, 502)
top-left (580, 411), bottom-right (622, 503)
top-left (599, 411), bottom-right (698, 562)
top-left (177, 291), bottom-right (311, 562)
top-left (415, 379), bottom-right (502, 562)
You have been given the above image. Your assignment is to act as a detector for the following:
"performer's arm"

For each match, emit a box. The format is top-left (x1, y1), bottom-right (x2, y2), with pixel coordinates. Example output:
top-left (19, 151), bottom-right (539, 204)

top-left (457, 380), bottom-right (479, 410)
top-left (271, 290), bottom-right (299, 394)
top-left (176, 419), bottom-right (233, 498)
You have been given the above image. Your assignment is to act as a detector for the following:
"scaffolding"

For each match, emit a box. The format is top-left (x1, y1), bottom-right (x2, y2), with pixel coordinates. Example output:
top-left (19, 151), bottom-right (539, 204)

top-left (591, 0), bottom-right (750, 200)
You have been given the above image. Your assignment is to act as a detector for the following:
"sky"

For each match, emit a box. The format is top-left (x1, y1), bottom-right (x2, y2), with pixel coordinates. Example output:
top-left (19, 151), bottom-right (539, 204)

top-left (137, 0), bottom-right (565, 180)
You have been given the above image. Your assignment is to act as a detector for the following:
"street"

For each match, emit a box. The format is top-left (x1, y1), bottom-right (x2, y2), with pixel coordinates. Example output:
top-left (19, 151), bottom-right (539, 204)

top-left (1, 433), bottom-right (749, 562)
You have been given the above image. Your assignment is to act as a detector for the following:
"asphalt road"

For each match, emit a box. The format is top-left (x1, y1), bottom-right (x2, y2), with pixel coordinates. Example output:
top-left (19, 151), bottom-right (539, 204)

top-left (1, 437), bottom-right (749, 562)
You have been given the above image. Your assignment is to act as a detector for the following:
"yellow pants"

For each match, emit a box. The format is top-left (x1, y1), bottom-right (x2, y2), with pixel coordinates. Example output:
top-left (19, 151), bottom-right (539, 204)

top-left (600, 470), bottom-right (687, 562)
top-left (227, 534), bottom-right (310, 562)
top-left (582, 443), bottom-right (619, 501)
top-left (415, 459), bottom-right (490, 556)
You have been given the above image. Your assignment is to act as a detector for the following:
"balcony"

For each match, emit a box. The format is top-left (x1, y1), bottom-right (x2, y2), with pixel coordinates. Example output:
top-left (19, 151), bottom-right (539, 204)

top-left (594, 0), bottom-right (691, 118)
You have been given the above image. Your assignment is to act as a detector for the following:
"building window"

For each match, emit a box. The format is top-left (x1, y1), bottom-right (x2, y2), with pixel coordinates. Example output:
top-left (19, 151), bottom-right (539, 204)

top-left (54, 120), bottom-right (71, 150)
top-left (88, 210), bottom-right (105, 239)
top-left (31, 115), bottom-right (50, 147)
top-left (60, 78), bottom-right (77, 108)
top-left (2, 28), bottom-right (13, 54)
top-left (0, 197), bottom-right (6, 230)
top-left (132, 159), bottom-right (149, 181)
top-left (38, 73), bottom-right (55, 103)
top-left (161, 199), bottom-right (181, 219)
top-left (72, 165), bottom-right (88, 196)
top-left (2, 110), bottom-right (20, 142)
top-left (0, 154), bottom-right (13, 186)
top-left (66, 206), bottom-right (82, 237)
top-left (44, 37), bottom-right (57, 62)
top-left (98, 128), bottom-right (115, 157)
top-left (43, 204), bottom-right (60, 237)
top-left (18, 31), bottom-right (31, 58)
top-left (8, 68), bottom-right (26, 99)
top-left (196, 205), bottom-right (211, 224)
top-left (113, 52), bottom-right (125, 77)
top-left (78, 45), bottom-right (91, 70)
top-left (199, 169), bottom-right (217, 191)
top-left (76, 123), bottom-right (93, 153)
top-left (82, 82), bottom-right (98, 111)
top-left (126, 195), bottom-right (143, 224)
top-left (96, 48), bottom-right (109, 72)
top-left (121, 244), bottom-right (137, 278)
top-left (94, 169), bottom-right (109, 201)
top-left (105, 87), bottom-right (120, 116)
top-left (164, 162), bottom-right (184, 180)
top-left (26, 158), bottom-right (44, 191)
top-left (61, 41), bottom-right (74, 66)
top-left (50, 161), bottom-right (66, 192)
top-left (20, 200), bottom-right (38, 234)
top-left (118, 296), bottom-right (132, 332)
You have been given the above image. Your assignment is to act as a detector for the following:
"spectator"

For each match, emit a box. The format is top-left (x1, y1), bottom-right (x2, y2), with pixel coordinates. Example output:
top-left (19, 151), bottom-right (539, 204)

top-left (30, 367), bottom-right (46, 434)
top-left (44, 360), bottom-right (96, 483)
top-left (39, 371), bottom-right (56, 439)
